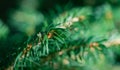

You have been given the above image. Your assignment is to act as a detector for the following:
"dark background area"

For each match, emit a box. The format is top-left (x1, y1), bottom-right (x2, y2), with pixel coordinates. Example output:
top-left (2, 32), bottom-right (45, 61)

top-left (0, 0), bottom-right (108, 23)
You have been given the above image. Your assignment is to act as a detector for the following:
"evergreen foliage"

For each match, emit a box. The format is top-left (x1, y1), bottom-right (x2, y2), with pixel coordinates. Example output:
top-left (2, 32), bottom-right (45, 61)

top-left (0, 0), bottom-right (120, 70)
